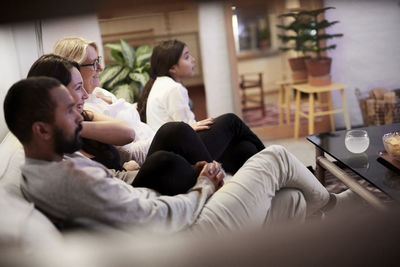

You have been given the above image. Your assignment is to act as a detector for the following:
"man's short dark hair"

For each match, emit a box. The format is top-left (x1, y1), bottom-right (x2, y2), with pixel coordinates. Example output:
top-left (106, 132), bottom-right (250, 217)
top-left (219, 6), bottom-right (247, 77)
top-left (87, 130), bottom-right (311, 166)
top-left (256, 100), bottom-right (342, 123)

top-left (3, 77), bottom-right (61, 143)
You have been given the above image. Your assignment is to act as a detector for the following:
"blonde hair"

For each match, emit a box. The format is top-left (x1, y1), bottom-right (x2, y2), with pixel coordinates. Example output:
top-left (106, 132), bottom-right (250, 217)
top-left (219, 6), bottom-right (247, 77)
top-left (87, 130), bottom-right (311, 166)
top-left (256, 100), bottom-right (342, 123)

top-left (52, 36), bottom-right (98, 64)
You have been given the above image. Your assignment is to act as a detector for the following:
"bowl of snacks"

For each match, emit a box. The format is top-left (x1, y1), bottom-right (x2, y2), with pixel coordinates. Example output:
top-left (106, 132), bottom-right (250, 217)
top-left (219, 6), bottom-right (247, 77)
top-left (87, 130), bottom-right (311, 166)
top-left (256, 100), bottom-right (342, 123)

top-left (383, 132), bottom-right (400, 161)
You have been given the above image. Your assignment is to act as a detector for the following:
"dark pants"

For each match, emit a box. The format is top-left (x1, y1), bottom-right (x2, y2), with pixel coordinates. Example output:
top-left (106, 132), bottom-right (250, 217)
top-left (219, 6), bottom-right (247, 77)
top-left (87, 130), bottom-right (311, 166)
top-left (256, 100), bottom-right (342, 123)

top-left (132, 113), bottom-right (265, 195)
top-left (197, 113), bottom-right (265, 173)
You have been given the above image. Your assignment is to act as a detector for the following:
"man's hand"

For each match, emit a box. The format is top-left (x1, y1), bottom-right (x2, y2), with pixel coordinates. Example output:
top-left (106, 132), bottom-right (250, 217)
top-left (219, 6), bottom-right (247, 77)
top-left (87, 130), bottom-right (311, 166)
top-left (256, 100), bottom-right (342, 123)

top-left (189, 117), bottom-right (214, 131)
top-left (199, 161), bottom-right (225, 190)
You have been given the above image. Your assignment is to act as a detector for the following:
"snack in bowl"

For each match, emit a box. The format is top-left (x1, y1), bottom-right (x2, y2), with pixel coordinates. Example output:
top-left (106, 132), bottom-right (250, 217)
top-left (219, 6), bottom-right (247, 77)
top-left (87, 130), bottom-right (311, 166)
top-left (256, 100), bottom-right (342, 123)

top-left (383, 132), bottom-right (400, 160)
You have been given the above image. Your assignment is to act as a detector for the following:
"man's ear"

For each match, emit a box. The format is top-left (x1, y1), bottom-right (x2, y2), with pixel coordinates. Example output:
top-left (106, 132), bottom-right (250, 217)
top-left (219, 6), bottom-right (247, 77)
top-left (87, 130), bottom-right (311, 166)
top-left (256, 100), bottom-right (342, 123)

top-left (32, 122), bottom-right (53, 141)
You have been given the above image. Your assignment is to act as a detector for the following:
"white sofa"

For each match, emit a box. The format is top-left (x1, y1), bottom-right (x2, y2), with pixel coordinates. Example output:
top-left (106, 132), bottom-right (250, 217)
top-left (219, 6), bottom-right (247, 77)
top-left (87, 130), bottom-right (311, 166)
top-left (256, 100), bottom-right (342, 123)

top-left (0, 132), bottom-right (62, 251)
top-left (1, 131), bottom-right (398, 267)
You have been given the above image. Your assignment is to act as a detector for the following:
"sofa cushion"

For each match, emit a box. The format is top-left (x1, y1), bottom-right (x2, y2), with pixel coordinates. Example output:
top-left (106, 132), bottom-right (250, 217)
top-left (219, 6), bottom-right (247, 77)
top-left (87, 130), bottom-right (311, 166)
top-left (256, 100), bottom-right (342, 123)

top-left (0, 132), bottom-right (25, 199)
top-left (0, 187), bottom-right (63, 252)
top-left (0, 133), bottom-right (63, 251)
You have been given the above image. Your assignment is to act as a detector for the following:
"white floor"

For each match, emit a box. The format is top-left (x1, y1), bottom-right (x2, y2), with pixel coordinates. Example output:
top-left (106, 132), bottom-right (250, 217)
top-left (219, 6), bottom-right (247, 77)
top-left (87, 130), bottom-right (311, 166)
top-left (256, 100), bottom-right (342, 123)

top-left (262, 138), bottom-right (316, 169)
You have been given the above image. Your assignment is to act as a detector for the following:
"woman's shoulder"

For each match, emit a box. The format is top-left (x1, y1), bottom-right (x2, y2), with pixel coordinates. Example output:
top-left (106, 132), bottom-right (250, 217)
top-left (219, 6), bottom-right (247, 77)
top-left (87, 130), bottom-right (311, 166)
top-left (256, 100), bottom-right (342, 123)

top-left (154, 76), bottom-right (181, 89)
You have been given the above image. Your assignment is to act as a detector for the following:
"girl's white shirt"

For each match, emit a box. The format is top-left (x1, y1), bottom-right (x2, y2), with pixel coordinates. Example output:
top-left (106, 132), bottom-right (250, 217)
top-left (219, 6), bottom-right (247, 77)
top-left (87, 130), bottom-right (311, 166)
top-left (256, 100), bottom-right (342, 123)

top-left (146, 76), bottom-right (196, 132)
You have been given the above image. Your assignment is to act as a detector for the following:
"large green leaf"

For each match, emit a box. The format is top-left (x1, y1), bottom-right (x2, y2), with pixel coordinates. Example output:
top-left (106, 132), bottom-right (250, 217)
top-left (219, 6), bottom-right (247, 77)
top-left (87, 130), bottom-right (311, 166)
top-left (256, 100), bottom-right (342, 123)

top-left (120, 39), bottom-right (135, 68)
top-left (102, 40), bottom-right (153, 100)
top-left (135, 45), bottom-right (153, 67)
top-left (142, 62), bottom-right (151, 72)
top-left (129, 72), bottom-right (149, 87)
top-left (107, 66), bottom-right (131, 89)
top-left (99, 65), bottom-right (123, 89)
top-left (105, 43), bottom-right (122, 52)
top-left (129, 81), bottom-right (140, 103)
top-left (110, 50), bottom-right (124, 64)
top-left (111, 84), bottom-right (134, 103)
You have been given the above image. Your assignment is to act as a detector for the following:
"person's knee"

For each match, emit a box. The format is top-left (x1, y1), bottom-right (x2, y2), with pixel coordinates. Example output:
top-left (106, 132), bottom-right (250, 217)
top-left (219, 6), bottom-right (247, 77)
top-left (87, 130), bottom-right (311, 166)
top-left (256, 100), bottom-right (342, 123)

top-left (146, 151), bottom-right (176, 167)
top-left (219, 112), bottom-right (238, 120)
top-left (217, 113), bottom-right (241, 125)
top-left (158, 121), bottom-right (189, 134)
top-left (157, 121), bottom-right (193, 140)
top-left (267, 144), bottom-right (288, 156)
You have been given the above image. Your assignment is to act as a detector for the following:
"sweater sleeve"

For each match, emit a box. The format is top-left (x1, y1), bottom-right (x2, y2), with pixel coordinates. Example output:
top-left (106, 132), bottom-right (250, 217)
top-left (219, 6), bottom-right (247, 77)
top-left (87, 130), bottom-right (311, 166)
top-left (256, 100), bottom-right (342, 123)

top-left (165, 84), bottom-right (196, 124)
top-left (38, 160), bottom-right (215, 233)
top-left (60, 160), bottom-right (215, 233)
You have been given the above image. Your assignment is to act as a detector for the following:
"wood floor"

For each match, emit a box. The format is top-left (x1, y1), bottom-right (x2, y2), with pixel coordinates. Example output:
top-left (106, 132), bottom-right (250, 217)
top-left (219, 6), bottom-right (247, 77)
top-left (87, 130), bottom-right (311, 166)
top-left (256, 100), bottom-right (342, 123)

top-left (187, 84), bottom-right (332, 141)
top-left (251, 121), bottom-right (332, 141)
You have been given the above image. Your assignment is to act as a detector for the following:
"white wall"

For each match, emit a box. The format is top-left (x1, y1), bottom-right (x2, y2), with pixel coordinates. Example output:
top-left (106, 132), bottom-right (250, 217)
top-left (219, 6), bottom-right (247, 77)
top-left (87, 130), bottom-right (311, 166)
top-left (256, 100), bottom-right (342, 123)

top-left (41, 14), bottom-right (104, 60)
top-left (0, 25), bottom-right (27, 139)
top-left (198, 2), bottom-right (236, 117)
top-left (0, 14), bottom-right (103, 141)
top-left (325, 0), bottom-right (400, 127)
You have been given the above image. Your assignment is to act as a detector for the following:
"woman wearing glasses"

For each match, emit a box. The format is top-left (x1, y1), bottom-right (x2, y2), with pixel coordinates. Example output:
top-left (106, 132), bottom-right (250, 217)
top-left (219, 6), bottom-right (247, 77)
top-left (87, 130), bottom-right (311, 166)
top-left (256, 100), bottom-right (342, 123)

top-left (54, 37), bottom-right (155, 165)
top-left (53, 37), bottom-right (265, 175)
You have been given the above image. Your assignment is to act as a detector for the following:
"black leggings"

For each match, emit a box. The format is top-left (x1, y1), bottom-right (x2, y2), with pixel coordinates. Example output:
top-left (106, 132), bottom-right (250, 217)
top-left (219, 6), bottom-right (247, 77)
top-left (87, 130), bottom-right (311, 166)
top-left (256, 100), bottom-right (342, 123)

top-left (131, 113), bottom-right (265, 195)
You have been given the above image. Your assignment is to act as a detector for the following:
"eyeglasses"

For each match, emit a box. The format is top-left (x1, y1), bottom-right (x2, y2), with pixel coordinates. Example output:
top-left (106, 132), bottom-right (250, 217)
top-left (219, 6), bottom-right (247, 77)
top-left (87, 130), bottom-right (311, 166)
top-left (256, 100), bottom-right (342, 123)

top-left (80, 56), bottom-right (102, 71)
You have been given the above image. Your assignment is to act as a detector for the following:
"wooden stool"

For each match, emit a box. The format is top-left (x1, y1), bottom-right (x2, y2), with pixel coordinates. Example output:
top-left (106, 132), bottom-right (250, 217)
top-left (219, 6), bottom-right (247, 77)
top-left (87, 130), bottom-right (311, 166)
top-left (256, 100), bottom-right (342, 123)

top-left (240, 73), bottom-right (265, 117)
top-left (277, 79), bottom-right (307, 125)
top-left (293, 82), bottom-right (351, 139)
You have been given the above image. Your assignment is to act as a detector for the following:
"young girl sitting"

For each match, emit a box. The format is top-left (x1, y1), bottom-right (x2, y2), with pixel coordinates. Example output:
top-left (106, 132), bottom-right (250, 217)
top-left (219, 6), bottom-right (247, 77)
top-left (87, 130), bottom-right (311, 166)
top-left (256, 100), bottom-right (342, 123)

top-left (137, 39), bottom-right (265, 173)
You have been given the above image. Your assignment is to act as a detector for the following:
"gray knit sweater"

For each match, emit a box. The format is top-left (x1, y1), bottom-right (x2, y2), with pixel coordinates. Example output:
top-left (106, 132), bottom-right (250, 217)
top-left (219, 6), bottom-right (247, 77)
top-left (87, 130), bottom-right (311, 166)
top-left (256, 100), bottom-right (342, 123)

top-left (20, 153), bottom-right (215, 233)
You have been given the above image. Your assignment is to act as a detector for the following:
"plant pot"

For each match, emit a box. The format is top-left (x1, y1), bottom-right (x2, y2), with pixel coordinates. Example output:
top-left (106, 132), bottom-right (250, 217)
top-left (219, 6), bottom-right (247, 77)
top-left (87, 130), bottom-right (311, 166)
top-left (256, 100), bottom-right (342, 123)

top-left (288, 56), bottom-right (309, 82)
top-left (305, 57), bottom-right (332, 86)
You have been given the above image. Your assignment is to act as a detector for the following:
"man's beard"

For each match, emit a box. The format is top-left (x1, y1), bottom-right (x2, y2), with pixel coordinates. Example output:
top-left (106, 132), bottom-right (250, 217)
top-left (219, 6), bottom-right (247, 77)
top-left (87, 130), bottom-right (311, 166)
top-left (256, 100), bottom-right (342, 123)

top-left (54, 124), bottom-right (83, 154)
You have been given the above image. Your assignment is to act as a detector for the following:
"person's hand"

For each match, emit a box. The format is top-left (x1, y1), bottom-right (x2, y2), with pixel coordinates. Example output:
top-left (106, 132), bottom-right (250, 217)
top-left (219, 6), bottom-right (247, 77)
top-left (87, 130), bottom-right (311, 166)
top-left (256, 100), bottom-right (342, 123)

top-left (123, 160), bottom-right (140, 171)
top-left (96, 91), bottom-right (113, 105)
top-left (189, 117), bottom-right (214, 131)
top-left (193, 161), bottom-right (207, 178)
top-left (199, 161), bottom-right (225, 190)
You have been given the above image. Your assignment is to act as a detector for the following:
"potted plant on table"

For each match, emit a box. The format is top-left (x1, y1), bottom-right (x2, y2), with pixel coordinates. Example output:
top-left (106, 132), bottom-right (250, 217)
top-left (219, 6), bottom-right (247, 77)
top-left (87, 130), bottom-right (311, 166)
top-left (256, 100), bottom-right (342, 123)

top-left (99, 39), bottom-right (153, 103)
top-left (276, 11), bottom-right (313, 82)
top-left (302, 7), bottom-right (343, 86)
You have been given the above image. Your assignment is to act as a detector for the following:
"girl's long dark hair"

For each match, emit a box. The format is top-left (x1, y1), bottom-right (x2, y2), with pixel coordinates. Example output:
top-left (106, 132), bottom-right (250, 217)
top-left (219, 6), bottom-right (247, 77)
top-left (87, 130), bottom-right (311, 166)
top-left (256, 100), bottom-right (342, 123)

top-left (27, 54), bottom-right (80, 85)
top-left (137, 39), bottom-right (185, 122)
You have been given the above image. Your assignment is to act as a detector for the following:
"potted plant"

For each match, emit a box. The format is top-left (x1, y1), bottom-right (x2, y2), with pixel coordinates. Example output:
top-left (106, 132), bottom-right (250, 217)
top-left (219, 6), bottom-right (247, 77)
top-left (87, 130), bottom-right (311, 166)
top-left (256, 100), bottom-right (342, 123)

top-left (258, 27), bottom-right (270, 49)
top-left (276, 11), bottom-right (313, 82)
top-left (302, 7), bottom-right (343, 86)
top-left (99, 39), bottom-right (153, 103)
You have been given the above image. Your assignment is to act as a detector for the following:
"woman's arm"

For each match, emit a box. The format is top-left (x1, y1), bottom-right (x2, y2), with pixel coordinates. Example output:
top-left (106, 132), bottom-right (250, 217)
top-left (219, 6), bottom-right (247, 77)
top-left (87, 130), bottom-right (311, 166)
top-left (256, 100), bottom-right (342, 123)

top-left (80, 109), bottom-right (135, 145)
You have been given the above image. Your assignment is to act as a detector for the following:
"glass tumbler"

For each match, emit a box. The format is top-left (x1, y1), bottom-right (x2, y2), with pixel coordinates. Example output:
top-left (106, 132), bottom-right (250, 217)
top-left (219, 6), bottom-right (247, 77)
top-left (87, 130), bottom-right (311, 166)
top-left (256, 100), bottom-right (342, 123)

top-left (345, 130), bottom-right (370, 154)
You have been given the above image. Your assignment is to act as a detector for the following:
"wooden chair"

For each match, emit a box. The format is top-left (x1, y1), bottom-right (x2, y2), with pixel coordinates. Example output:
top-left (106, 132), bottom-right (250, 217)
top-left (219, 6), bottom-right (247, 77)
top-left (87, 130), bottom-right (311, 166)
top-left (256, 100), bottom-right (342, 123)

top-left (239, 73), bottom-right (265, 117)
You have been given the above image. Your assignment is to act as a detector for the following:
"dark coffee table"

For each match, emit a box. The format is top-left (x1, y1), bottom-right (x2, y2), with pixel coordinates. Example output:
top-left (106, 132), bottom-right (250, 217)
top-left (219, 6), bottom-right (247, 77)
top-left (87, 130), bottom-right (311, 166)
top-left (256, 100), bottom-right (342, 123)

top-left (307, 123), bottom-right (400, 209)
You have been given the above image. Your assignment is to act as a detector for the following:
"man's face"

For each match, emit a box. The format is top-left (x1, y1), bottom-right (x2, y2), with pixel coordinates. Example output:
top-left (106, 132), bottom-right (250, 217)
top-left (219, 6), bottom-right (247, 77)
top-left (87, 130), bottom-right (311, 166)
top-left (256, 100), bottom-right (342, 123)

top-left (50, 86), bottom-right (83, 154)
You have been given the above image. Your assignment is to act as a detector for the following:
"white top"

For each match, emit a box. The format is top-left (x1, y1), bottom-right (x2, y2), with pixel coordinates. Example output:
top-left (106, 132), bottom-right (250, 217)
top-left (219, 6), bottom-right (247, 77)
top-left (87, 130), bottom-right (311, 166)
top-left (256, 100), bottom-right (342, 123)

top-left (84, 88), bottom-right (155, 165)
top-left (146, 76), bottom-right (196, 131)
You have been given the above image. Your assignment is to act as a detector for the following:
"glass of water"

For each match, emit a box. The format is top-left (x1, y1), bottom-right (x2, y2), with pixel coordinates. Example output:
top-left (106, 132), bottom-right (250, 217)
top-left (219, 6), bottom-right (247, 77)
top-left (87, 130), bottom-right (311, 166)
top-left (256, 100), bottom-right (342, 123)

top-left (345, 130), bottom-right (370, 153)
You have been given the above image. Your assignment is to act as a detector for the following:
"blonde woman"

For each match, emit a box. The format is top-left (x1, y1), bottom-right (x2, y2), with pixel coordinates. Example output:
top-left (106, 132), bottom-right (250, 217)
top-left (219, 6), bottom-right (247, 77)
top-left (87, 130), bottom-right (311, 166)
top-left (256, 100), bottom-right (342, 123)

top-left (53, 37), bottom-right (155, 165)
top-left (53, 37), bottom-right (268, 174)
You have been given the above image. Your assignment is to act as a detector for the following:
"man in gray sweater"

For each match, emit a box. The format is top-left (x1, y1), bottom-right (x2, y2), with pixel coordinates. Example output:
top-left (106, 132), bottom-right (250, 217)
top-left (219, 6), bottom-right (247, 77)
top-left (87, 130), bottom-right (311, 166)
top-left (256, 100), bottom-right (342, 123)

top-left (4, 77), bottom-right (345, 234)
